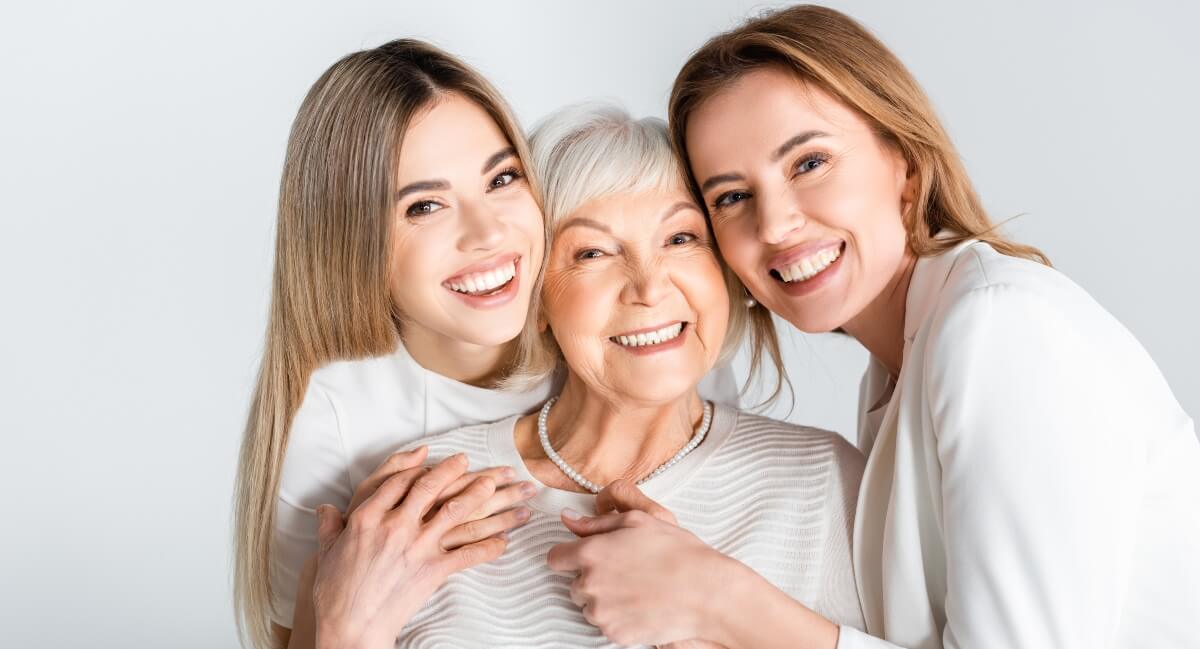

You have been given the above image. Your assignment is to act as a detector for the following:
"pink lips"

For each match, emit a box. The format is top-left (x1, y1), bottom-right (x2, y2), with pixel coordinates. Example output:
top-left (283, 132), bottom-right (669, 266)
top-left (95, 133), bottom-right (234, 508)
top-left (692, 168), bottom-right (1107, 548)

top-left (767, 239), bottom-right (844, 272)
top-left (443, 252), bottom-right (521, 285)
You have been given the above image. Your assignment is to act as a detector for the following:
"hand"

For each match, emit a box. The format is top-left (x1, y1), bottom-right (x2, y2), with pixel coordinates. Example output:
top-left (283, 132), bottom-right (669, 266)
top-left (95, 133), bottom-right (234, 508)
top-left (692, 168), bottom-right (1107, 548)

top-left (310, 448), bottom-right (514, 649)
top-left (346, 448), bottom-right (537, 550)
top-left (545, 479), bottom-right (732, 648)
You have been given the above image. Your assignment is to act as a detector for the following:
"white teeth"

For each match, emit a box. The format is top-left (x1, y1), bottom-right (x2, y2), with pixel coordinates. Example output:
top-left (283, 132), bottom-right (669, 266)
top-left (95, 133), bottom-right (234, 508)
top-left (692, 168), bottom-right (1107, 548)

top-left (447, 261), bottom-right (517, 295)
top-left (775, 246), bottom-right (841, 283)
top-left (613, 322), bottom-right (684, 348)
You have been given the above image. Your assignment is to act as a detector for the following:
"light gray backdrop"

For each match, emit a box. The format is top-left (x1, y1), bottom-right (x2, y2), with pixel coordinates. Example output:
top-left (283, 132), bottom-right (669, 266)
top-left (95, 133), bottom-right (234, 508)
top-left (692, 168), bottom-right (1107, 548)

top-left (1, 1), bottom-right (1196, 646)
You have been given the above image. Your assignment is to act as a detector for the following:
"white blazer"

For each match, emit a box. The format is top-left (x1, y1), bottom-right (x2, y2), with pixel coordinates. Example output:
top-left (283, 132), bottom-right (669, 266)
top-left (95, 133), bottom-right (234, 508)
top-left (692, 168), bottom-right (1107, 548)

top-left (837, 240), bottom-right (1200, 649)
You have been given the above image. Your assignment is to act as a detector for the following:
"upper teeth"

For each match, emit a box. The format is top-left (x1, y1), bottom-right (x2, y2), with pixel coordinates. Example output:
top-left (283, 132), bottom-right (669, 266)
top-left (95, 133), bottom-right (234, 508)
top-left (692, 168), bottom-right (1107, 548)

top-left (613, 322), bottom-right (684, 348)
top-left (447, 261), bottom-right (516, 295)
top-left (776, 246), bottom-right (841, 283)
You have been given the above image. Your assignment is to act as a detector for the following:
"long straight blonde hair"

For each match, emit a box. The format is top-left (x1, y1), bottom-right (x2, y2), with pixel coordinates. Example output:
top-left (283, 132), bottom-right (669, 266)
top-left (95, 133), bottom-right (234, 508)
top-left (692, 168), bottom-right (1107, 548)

top-left (232, 39), bottom-right (539, 649)
top-left (668, 4), bottom-right (1049, 386)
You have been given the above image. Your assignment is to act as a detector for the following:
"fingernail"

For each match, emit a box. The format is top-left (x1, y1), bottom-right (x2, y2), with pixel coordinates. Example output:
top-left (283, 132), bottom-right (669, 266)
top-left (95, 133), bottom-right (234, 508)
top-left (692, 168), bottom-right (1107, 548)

top-left (521, 482), bottom-right (537, 497)
top-left (498, 531), bottom-right (510, 541)
top-left (454, 453), bottom-right (468, 464)
top-left (562, 508), bottom-right (583, 521)
top-left (516, 507), bottom-right (531, 521)
top-left (503, 468), bottom-right (517, 481)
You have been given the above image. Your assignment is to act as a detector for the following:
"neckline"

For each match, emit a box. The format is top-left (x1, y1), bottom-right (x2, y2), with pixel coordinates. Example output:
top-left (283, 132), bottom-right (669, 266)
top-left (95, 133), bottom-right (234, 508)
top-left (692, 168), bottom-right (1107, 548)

top-left (393, 338), bottom-right (528, 398)
top-left (486, 402), bottom-right (739, 514)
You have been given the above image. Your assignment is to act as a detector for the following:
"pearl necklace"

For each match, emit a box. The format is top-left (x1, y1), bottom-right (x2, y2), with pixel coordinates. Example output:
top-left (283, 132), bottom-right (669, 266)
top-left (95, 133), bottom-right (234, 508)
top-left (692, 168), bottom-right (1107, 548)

top-left (536, 396), bottom-right (714, 494)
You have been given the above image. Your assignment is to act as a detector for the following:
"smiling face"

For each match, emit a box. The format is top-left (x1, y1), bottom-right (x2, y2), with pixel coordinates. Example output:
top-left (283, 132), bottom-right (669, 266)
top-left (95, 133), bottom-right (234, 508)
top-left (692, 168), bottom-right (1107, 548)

top-left (540, 188), bottom-right (728, 405)
top-left (685, 66), bottom-right (914, 333)
top-left (388, 93), bottom-right (544, 349)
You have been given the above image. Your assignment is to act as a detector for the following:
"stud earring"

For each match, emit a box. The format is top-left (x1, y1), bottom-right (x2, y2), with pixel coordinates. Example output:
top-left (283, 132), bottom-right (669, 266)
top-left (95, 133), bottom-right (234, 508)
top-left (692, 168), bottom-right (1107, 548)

top-left (744, 290), bottom-right (757, 308)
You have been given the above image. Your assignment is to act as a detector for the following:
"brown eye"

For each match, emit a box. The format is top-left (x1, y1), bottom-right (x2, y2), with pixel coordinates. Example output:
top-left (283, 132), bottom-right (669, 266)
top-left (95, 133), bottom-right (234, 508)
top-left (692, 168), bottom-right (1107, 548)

top-left (488, 167), bottom-right (523, 190)
top-left (406, 200), bottom-right (444, 218)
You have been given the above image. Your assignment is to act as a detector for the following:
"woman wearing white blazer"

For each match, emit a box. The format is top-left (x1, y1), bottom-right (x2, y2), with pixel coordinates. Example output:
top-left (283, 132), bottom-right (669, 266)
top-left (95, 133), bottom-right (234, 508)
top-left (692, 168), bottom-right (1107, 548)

top-left (546, 6), bottom-right (1200, 649)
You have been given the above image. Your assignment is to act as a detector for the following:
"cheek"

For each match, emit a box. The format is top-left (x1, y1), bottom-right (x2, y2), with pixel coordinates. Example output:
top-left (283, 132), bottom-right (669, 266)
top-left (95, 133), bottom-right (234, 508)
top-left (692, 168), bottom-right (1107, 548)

top-left (541, 270), bottom-right (612, 352)
top-left (387, 227), bottom-right (437, 312)
top-left (713, 218), bottom-right (765, 284)
top-left (681, 255), bottom-right (730, 351)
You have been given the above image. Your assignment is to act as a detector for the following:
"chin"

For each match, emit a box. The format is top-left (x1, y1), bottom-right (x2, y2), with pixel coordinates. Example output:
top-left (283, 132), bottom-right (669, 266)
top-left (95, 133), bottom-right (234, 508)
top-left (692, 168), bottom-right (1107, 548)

top-left (614, 372), bottom-right (702, 406)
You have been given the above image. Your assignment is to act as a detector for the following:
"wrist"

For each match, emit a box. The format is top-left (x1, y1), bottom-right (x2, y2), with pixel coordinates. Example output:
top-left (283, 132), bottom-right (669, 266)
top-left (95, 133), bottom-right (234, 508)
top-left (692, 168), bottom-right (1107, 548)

top-left (695, 552), bottom-right (757, 648)
top-left (315, 619), bottom-right (382, 649)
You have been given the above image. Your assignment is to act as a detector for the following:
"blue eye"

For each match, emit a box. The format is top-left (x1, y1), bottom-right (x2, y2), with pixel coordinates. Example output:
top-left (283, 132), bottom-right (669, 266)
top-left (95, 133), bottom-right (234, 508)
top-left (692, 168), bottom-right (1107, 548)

top-left (713, 190), bottom-right (751, 210)
top-left (794, 153), bottom-right (829, 175)
top-left (669, 232), bottom-right (697, 245)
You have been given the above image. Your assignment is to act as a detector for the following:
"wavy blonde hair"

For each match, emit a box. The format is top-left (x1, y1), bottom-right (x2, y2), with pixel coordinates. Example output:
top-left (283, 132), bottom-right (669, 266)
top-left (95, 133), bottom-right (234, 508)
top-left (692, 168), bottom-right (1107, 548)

top-left (232, 39), bottom-right (540, 649)
top-left (669, 4), bottom-right (1048, 394)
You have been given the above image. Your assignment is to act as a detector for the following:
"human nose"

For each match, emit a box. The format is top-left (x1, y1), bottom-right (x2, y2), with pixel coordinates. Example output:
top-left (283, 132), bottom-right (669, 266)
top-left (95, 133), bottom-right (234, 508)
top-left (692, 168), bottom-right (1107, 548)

top-left (620, 254), bottom-right (671, 307)
top-left (755, 186), bottom-right (807, 245)
top-left (456, 200), bottom-right (506, 252)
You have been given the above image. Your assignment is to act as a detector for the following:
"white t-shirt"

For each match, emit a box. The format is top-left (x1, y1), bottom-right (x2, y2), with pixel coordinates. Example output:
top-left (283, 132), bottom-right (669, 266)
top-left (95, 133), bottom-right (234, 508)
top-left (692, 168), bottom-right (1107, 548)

top-left (399, 405), bottom-right (866, 647)
top-left (269, 340), bottom-right (739, 627)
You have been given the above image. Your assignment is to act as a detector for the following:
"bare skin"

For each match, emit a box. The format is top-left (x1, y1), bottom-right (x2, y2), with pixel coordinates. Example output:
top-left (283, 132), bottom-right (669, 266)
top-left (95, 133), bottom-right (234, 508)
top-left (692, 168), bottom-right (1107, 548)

top-left (546, 66), bottom-right (919, 649)
top-left (275, 93), bottom-right (546, 647)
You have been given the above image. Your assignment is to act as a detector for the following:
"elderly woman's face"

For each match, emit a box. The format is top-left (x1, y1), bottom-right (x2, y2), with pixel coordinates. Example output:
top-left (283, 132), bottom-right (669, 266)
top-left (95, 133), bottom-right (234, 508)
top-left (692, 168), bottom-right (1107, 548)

top-left (541, 188), bottom-right (729, 404)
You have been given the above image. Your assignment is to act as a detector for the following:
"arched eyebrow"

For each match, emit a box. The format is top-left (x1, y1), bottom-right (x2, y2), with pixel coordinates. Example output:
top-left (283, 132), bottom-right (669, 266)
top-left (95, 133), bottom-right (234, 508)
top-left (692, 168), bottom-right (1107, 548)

top-left (698, 130), bottom-right (831, 194)
top-left (481, 147), bottom-right (516, 174)
top-left (396, 180), bottom-right (449, 202)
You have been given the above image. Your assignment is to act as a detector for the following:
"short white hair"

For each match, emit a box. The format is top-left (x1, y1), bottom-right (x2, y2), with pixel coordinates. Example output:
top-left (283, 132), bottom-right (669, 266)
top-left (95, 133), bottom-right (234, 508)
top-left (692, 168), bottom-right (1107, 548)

top-left (530, 102), bottom-right (686, 230)
top-left (506, 102), bottom-right (750, 391)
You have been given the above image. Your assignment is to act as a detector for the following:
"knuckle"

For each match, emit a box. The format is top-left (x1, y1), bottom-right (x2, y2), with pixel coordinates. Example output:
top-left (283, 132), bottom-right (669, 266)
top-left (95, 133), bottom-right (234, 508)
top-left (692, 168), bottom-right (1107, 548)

top-left (441, 497), bottom-right (466, 522)
top-left (625, 510), bottom-right (649, 526)
top-left (412, 475), bottom-right (440, 497)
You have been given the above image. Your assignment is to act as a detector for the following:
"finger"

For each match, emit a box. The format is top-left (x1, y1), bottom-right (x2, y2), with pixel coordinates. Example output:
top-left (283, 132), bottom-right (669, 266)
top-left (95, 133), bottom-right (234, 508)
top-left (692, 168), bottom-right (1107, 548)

top-left (425, 467), bottom-right (521, 519)
top-left (422, 475), bottom-right (497, 540)
top-left (440, 506), bottom-right (532, 550)
top-left (347, 446), bottom-right (429, 513)
top-left (546, 537), bottom-right (588, 572)
top-left (354, 464), bottom-right (435, 521)
top-left (461, 481), bottom-right (536, 522)
top-left (560, 508), bottom-right (629, 538)
top-left (596, 479), bottom-right (677, 524)
top-left (315, 504), bottom-right (345, 555)
top-left (439, 535), bottom-right (508, 576)
top-left (395, 453), bottom-right (471, 522)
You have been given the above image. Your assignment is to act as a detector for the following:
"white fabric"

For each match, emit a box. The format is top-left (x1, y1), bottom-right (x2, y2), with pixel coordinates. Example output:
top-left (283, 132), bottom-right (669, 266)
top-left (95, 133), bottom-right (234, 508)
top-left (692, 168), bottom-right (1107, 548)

top-left (268, 340), bottom-right (739, 627)
top-left (838, 241), bottom-right (1200, 649)
top-left (400, 405), bottom-right (867, 648)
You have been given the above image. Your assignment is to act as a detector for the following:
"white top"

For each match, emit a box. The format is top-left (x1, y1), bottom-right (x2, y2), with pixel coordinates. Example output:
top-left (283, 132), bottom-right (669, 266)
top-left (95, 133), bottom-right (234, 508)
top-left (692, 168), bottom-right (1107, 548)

top-left (268, 341), bottom-right (739, 627)
top-left (400, 405), bottom-right (867, 648)
top-left (837, 241), bottom-right (1200, 649)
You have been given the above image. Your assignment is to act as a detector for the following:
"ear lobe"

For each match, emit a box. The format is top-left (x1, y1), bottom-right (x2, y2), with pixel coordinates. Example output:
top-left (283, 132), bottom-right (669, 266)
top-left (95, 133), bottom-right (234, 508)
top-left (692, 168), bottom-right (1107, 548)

top-left (537, 313), bottom-right (549, 333)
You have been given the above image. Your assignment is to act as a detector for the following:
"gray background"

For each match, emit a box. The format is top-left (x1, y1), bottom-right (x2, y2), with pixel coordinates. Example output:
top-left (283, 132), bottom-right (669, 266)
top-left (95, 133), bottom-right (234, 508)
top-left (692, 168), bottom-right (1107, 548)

top-left (1, 1), bottom-right (1195, 646)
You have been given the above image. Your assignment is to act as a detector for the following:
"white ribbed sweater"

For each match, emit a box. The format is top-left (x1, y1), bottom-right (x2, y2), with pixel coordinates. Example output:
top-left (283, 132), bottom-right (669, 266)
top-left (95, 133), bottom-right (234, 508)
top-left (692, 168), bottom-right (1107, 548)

top-left (399, 404), bottom-right (867, 648)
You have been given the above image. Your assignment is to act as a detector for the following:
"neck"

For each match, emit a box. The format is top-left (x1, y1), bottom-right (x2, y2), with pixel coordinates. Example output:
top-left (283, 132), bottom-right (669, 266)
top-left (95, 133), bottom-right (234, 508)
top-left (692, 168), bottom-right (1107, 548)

top-left (519, 375), bottom-right (706, 491)
top-left (400, 325), bottom-right (514, 388)
top-left (841, 252), bottom-right (917, 379)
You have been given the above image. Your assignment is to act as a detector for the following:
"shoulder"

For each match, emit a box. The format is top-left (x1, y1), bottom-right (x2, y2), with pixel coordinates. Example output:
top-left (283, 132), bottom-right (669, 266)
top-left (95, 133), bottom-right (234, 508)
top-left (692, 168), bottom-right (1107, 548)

top-left (402, 416), bottom-right (517, 469)
top-left (724, 410), bottom-right (865, 481)
top-left (306, 342), bottom-right (416, 404)
top-left (924, 243), bottom-right (1121, 354)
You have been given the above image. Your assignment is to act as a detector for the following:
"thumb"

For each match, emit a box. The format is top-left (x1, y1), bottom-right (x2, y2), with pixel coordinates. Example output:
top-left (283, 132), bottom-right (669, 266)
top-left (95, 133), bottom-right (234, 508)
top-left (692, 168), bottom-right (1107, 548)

top-left (595, 479), bottom-right (677, 524)
top-left (316, 504), bottom-right (345, 555)
top-left (560, 509), bottom-right (626, 538)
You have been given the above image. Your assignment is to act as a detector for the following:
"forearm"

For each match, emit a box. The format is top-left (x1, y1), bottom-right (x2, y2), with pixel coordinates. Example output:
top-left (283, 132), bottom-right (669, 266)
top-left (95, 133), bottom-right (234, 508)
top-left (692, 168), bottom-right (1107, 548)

top-left (704, 556), bottom-right (840, 649)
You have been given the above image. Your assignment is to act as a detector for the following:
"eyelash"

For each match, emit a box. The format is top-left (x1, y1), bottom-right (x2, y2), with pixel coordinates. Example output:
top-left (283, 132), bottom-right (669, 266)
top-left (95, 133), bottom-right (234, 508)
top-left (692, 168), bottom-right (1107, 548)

top-left (573, 232), bottom-right (699, 261)
top-left (488, 166), bottom-right (523, 190)
top-left (710, 152), bottom-right (831, 211)
top-left (404, 167), bottom-right (525, 219)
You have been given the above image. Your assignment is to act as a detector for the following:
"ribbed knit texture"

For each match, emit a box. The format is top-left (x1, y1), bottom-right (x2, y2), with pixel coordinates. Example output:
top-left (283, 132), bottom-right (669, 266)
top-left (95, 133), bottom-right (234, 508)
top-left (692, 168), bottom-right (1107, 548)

top-left (400, 404), bottom-right (866, 648)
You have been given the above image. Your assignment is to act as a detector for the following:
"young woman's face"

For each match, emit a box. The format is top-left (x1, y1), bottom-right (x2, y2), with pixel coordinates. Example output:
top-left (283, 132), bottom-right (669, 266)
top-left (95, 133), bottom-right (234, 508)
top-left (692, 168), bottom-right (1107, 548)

top-left (540, 188), bottom-right (728, 406)
top-left (685, 66), bottom-right (913, 333)
top-left (389, 93), bottom-right (544, 348)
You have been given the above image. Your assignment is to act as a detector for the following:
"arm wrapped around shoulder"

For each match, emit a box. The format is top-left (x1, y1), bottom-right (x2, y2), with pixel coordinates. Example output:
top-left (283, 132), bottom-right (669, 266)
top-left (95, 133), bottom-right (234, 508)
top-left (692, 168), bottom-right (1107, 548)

top-left (923, 282), bottom-right (1153, 648)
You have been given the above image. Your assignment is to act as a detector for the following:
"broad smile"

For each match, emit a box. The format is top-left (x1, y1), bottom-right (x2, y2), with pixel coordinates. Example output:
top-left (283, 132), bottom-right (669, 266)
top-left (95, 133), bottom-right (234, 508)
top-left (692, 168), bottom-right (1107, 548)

top-left (442, 253), bottom-right (523, 308)
top-left (608, 321), bottom-right (690, 355)
top-left (767, 240), bottom-right (846, 296)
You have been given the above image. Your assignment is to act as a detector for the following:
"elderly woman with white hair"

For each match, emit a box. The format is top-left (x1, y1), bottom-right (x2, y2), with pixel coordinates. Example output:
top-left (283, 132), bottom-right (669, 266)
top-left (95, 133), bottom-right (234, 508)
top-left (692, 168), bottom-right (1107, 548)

top-left (388, 104), bottom-right (867, 647)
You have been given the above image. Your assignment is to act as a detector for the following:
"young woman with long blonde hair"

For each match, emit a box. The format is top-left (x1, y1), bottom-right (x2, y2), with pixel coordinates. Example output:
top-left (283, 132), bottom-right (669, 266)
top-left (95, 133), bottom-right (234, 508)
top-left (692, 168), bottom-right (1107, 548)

top-left (548, 6), bottom-right (1200, 648)
top-left (232, 39), bottom-right (554, 649)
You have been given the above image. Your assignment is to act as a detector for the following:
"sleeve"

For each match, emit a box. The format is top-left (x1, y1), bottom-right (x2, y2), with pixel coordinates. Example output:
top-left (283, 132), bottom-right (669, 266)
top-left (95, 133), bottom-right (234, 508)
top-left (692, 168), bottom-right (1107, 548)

top-left (813, 435), bottom-right (868, 631)
top-left (269, 379), bottom-right (354, 629)
top-left (923, 284), bottom-right (1145, 648)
